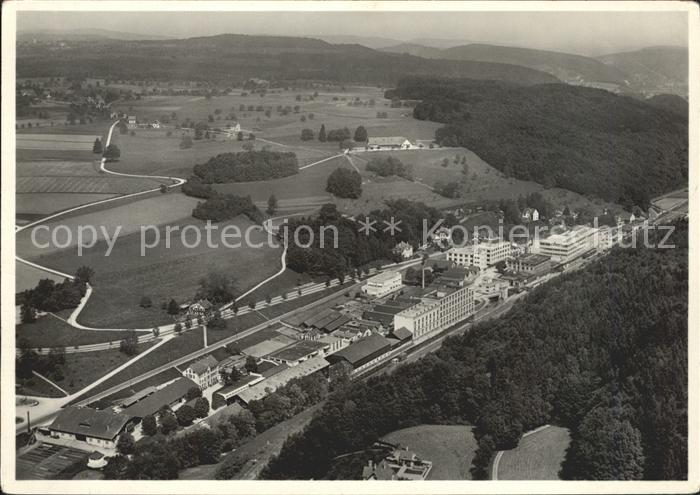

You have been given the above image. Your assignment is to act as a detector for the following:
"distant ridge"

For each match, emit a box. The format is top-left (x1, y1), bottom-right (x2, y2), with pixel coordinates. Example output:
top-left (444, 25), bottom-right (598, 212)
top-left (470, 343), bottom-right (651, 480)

top-left (17, 28), bottom-right (173, 42)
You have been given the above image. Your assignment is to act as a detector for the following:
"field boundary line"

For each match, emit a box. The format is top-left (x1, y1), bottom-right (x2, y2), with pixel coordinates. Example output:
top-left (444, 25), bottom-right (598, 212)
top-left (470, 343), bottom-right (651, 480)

top-left (32, 371), bottom-right (69, 397)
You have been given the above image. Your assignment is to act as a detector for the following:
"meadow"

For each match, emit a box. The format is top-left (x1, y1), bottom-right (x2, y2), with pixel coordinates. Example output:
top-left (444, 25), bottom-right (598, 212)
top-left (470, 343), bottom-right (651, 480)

top-left (497, 425), bottom-right (571, 480)
top-left (32, 213), bottom-right (282, 328)
top-left (381, 424), bottom-right (479, 480)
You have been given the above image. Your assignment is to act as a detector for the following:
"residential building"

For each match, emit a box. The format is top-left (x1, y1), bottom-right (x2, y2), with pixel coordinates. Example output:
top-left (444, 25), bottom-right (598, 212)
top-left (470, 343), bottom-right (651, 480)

top-left (447, 238), bottom-right (511, 270)
top-left (188, 299), bottom-right (212, 317)
top-left (366, 136), bottom-right (413, 150)
top-left (532, 225), bottom-right (599, 263)
top-left (327, 333), bottom-right (393, 374)
top-left (393, 241), bottom-right (414, 260)
top-left (46, 407), bottom-right (131, 453)
top-left (506, 253), bottom-right (552, 273)
top-left (182, 354), bottom-right (220, 389)
top-left (393, 283), bottom-right (474, 342)
top-left (362, 271), bottom-right (403, 298)
top-left (362, 449), bottom-right (432, 480)
top-left (521, 208), bottom-right (540, 222)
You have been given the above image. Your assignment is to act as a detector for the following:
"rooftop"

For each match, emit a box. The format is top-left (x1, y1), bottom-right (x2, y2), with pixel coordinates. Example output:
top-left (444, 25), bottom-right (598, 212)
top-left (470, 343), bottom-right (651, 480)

top-left (366, 271), bottom-right (402, 284)
top-left (49, 407), bottom-right (131, 441)
top-left (237, 356), bottom-right (330, 403)
top-left (329, 333), bottom-right (392, 367)
top-left (186, 354), bottom-right (219, 375)
top-left (123, 377), bottom-right (198, 419)
top-left (267, 339), bottom-right (326, 362)
top-left (367, 136), bottom-right (410, 146)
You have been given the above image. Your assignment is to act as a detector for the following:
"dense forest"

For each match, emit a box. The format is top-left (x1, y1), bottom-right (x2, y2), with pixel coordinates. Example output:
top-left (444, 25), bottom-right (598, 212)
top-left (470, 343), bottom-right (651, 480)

top-left (285, 201), bottom-right (443, 278)
top-left (263, 220), bottom-right (688, 480)
top-left (192, 150), bottom-right (299, 183)
top-left (388, 77), bottom-right (688, 208)
top-left (16, 34), bottom-right (558, 86)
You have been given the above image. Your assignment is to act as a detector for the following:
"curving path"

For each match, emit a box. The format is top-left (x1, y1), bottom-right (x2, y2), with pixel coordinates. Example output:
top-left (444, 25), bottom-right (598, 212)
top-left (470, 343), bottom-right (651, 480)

top-left (15, 124), bottom-right (345, 337)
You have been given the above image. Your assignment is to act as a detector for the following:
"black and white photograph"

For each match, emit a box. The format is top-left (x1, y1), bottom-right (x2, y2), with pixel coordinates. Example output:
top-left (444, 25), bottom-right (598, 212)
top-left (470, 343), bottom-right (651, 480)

top-left (1, 1), bottom-right (697, 493)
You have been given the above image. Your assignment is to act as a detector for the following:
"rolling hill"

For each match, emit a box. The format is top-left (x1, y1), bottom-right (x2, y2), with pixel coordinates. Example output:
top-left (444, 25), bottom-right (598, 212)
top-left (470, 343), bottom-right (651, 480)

top-left (597, 46), bottom-right (688, 96)
top-left (389, 76), bottom-right (688, 207)
top-left (16, 33), bottom-right (559, 86)
top-left (381, 42), bottom-right (627, 85)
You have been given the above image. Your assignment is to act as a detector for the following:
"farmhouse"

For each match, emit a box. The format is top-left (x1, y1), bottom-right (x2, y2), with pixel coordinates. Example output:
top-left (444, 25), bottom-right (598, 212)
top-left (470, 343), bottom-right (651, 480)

top-left (182, 354), bottom-right (220, 389)
top-left (367, 136), bottom-right (413, 150)
top-left (46, 406), bottom-right (132, 453)
top-left (521, 208), bottom-right (540, 222)
top-left (188, 299), bottom-right (213, 317)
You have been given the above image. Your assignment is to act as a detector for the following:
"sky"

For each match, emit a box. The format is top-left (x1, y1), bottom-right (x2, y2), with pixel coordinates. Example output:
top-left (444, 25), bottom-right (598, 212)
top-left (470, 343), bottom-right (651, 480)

top-left (17, 9), bottom-right (688, 56)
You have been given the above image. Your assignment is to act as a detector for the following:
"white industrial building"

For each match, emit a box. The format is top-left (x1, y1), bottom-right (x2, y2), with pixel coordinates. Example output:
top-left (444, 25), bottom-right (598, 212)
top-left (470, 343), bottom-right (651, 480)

top-left (532, 225), bottom-right (599, 263)
top-left (362, 271), bottom-right (403, 297)
top-left (447, 238), bottom-right (511, 270)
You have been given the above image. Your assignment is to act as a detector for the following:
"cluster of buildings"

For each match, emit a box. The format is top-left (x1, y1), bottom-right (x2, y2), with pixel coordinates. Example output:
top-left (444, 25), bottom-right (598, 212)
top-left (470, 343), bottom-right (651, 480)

top-left (362, 448), bottom-right (433, 481)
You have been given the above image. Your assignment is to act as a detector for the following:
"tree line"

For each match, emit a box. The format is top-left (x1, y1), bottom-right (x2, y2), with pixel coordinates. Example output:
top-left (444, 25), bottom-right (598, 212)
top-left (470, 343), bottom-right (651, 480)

top-left (262, 220), bottom-right (688, 480)
top-left (192, 150), bottom-right (299, 183)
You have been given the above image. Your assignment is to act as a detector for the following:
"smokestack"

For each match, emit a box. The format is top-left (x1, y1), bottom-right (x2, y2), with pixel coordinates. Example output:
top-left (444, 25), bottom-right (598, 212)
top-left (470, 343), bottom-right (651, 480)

top-left (422, 268), bottom-right (425, 289)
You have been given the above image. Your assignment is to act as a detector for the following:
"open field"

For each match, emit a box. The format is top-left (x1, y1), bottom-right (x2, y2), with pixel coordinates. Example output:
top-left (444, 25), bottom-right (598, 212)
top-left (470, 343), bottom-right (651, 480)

top-left (32, 214), bottom-right (282, 328)
top-left (17, 176), bottom-right (167, 194)
top-left (17, 193), bottom-right (120, 216)
top-left (497, 425), bottom-right (571, 480)
top-left (16, 148), bottom-right (97, 162)
top-left (16, 192), bottom-right (201, 259)
top-left (17, 160), bottom-right (101, 176)
top-left (16, 262), bottom-right (66, 293)
top-left (17, 376), bottom-right (66, 399)
top-left (382, 424), bottom-right (478, 480)
top-left (16, 120), bottom-right (111, 136)
top-left (57, 341), bottom-right (156, 395)
top-left (15, 312), bottom-right (146, 348)
top-left (213, 155), bottom-right (350, 205)
top-left (16, 133), bottom-right (99, 151)
top-left (71, 328), bottom-right (205, 403)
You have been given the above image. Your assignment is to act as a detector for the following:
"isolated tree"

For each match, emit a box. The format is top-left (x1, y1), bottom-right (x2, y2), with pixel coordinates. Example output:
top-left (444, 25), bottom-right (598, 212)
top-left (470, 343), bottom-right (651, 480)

top-left (245, 356), bottom-right (258, 373)
top-left (326, 168), bottom-right (362, 199)
top-left (159, 184), bottom-right (167, 194)
top-left (174, 322), bottom-right (183, 335)
top-left (180, 135), bottom-right (193, 149)
top-left (141, 414), bottom-right (158, 436)
top-left (197, 272), bottom-right (236, 305)
top-left (116, 432), bottom-right (135, 455)
top-left (20, 303), bottom-right (36, 324)
top-left (186, 386), bottom-right (203, 401)
top-left (103, 144), bottom-right (121, 161)
top-left (152, 327), bottom-right (160, 338)
top-left (75, 266), bottom-right (95, 284)
top-left (160, 412), bottom-right (178, 435)
top-left (353, 125), bottom-right (368, 142)
top-left (300, 128), bottom-right (314, 141)
top-left (267, 194), bottom-right (278, 215)
top-left (176, 404), bottom-right (196, 426)
top-left (318, 124), bottom-right (327, 142)
top-left (119, 330), bottom-right (139, 356)
top-left (140, 296), bottom-right (152, 308)
top-left (93, 138), bottom-right (103, 154)
top-left (248, 132), bottom-right (255, 140)
top-left (194, 397), bottom-right (210, 418)
top-left (167, 299), bottom-right (180, 315)
top-left (237, 131), bottom-right (244, 141)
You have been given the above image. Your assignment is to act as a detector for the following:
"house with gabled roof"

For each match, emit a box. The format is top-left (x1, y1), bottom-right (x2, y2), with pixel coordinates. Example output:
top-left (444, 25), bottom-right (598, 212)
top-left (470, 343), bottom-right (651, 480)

top-left (182, 354), bottom-right (220, 389)
top-left (46, 406), bottom-right (132, 453)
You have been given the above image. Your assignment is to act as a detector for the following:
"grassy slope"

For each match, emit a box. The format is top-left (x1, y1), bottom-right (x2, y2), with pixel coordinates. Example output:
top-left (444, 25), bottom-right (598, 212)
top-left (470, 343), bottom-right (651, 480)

top-left (497, 425), bottom-right (571, 480)
top-left (382, 424), bottom-right (478, 480)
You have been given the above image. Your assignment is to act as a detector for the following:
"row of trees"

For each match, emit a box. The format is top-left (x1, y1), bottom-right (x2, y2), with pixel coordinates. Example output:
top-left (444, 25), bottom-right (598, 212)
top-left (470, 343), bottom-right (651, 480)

top-left (191, 192), bottom-right (263, 223)
top-left (19, 267), bottom-right (94, 322)
top-left (263, 220), bottom-right (688, 480)
top-left (365, 155), bottom-right (412, 180)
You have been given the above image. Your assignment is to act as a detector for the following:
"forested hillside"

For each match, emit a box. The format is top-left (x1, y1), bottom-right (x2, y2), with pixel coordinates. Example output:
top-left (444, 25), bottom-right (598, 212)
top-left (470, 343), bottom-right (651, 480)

top-left (262, 221), bottom-right (688, 480)
top-left (16, 34), bottom-right (558, 85)
top-left (389, 77), bottom-right (688, 208)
